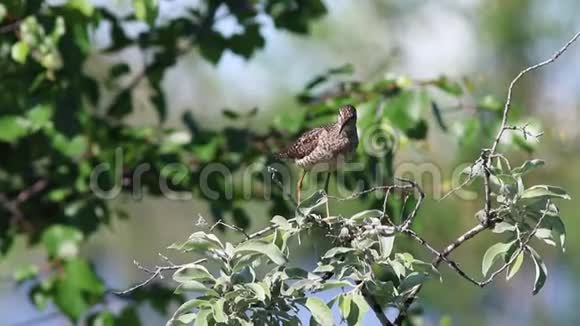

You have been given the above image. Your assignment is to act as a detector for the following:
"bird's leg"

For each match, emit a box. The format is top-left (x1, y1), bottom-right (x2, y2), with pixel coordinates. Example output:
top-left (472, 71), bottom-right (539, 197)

top-left (297, 169), bottom-right (306, 204)
top-left (324, 171), bottom-right (331, 217)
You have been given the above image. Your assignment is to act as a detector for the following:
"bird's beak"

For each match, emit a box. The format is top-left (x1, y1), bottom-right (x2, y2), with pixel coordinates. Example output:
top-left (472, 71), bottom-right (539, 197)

top-left (339, 117), bottom-right (352, 133)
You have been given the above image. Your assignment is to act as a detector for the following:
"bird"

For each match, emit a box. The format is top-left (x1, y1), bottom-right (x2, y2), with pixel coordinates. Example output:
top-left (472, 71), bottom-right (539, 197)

top-left (276, 105), bottom-right (359, 215)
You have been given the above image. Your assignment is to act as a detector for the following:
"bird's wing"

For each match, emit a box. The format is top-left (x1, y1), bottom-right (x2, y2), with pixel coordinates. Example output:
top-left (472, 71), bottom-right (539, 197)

top-left (277, 127), bottom-right (324, 159)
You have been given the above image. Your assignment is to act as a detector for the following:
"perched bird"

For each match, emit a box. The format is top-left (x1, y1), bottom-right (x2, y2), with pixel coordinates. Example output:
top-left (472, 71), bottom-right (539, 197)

top-left (277, 105), bottom-right (359, 213)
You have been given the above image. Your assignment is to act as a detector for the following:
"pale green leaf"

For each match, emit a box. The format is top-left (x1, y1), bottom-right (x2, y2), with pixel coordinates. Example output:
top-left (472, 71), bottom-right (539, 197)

top-left (133, 0), bottom-right (158, 26)
top-left (173, 264), bottom-right (215, 283)
top-left (482, 241), bottom-right (514, 277)
top-left (347, 293), bottom-right (369, 326)
top-left (168, 232), bottom-right (223, 252)
top-left (212, 298), bottom-right (227, 323)
top-left (234, 240), bottom-right (287, 265)
top-left (350, 209), bottom-right (383, 224)
top-left (194, 308), bottom-right (210, 326)
top-left (379, 235), bottom-right (395, 258)
top-left (506, 251), bottom-right (524, 280)
top-left (271, 215), bottom-right (292, 229)
top-left (305, 297), bottom-right (334, 326)
top-left (520, 185), bottom-right (570, 201)
top-left (322, 247), bottom-right (356, 259)
top-left (245, 283), bottom-right (266, 301)
top-left (11, 41), bottom-right (29, 63)
top-left (67, 0), bottom-right (95, 16)
top-left (512, 159), bottom-right (544, 176)
top-left (338, 293), bottom-right (352, 320)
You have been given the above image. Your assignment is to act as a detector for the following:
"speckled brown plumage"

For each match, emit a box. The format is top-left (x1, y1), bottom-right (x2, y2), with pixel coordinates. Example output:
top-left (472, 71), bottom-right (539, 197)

top-left (277, 105), bottom-right (358, 206)
top-left (277, 105), bottom-right (359, 169)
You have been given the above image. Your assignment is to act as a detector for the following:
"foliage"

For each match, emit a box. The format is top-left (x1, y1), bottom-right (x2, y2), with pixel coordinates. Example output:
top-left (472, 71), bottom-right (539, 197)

top-left (155, 157), bottom-right (569, 325)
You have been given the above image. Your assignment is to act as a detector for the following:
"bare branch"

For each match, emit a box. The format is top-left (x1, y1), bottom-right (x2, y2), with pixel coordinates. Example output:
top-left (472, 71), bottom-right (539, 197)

top-left (490, 31), bottom-right (580, 154)
top-left (210, 220), bottom-right (250, 239)
top-left (116, 258), bottom-right (207, 295)
top-left (394, 31), bottom-right (580, 325)
top-left (361, 284), bottom-right (394, 326)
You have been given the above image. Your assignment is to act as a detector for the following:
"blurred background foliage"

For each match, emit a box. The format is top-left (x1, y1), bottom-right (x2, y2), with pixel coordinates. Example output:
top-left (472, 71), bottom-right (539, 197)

top-left (0, 0), bottom-right (579, 325)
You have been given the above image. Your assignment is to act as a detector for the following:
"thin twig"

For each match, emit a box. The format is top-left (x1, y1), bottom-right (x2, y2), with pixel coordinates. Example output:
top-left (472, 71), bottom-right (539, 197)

top-left (490, 31), bottom-right (580, 154)
top-left (116, 258), bottom-right (207, 295)
top-left (210, 220), bottom-right (250, 239)
top-left (397, 178), bottom-right (425, 230)
top-left (361, 284), bottom-right (394, 326)
top-left (403, 230), bottom-right (480, 286)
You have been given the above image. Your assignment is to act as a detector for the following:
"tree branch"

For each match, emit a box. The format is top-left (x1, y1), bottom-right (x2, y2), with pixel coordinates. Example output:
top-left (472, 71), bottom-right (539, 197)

top-left (116, 258), bottom-right (207, 295)
top-left (394, 31), bottom-right (580, 325)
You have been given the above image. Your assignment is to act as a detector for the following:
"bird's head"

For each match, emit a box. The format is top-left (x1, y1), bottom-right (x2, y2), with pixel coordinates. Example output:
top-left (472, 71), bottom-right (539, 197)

top-left (338, 104), bottom-right (357, 132)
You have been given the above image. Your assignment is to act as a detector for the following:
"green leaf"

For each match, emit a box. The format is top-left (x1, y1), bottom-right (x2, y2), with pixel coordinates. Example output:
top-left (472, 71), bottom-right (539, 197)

top-left (228, 23), bottom-right (265, 59)
top-left (350, 209), bottom-right (383, 224)
top-left (527, 246), bottom-right (548, 295)
top-left (492, 222), bottom-right (516, 233)
top-left (305, 297), bottom-right (334, 326)
top-left (191, 138), bottom-right (221, 163)
top-left (371, 262), bottom-right (400, 285)
top-left (27, 105), bottom-right (53, 131)
top-left (245, 283), bottom-right (266, 302)
top-left (168, 232), bottom-right (223, 252)
top-left (175, 280), bottom-right (217, 296)
top-left (212, 298), bottom-right (227, 323)
top-left (338, 293), bottom-right (352, 320)
top-left (379, 235), bottom-right (395, 258)
top-left (52, 134), bottom-right (88, 159)
top-left (399, 272), bottom-right (431, 292)
top-left (13, 264), bottom-right (39, 282)
top-left (167, 299), bottom-right (208, 326)
top-left (347, 293), bottom-right (369, 326)
top-left (433, 76), bottom-right (463, 96)
top-left (482, 241), bottom-right (514, 277)
top-left (322, 247), bottom-right (356, 259)
top-left (173, 264), bottom-right (215, 284)
top-left (93, 311), bottom-right (115, 326)
top-left (0, 5), bottom-right (6, 23)
top-left (520, 185), bottom-right (571, 201)
top-left (234, 240), bottom-right (287, 265)
top-left (546, 215), bottom-right (566, 251)
top-left (11, 41), bottom-right (29, 63)
top-left (54, 259), bottom-right (105, 319)
top-left (271, 215), bottom-right (292, 230)
top-left (506, 251), bottom-right (524, 280)
top-left (133, 0), bottom-right (158, 26)
top-left (297, 190), bottom-right (328, 216)
top-left (511, 159), bottom-right (544, 176)
top-left (0, 116), bottom-right (29, 143)
top-left (303, 63), bottom-right (353, 91)
top-left (318, 280), bottom-right (353, 291)
top-left (176, 313), bottom-right (196, 325)
top-left (194, 308), bottom-right (211, 326)
top-left (41, 225), bottom-right (83, 259)
top-left (67, 0), bottom-right (95, 16)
